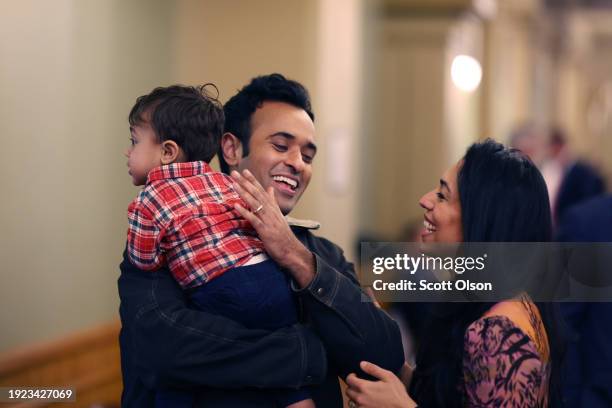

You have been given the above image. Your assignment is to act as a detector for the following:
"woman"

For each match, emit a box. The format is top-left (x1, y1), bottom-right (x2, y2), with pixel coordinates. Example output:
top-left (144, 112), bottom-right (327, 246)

top-left (346, 140), bottom-right (563, 407)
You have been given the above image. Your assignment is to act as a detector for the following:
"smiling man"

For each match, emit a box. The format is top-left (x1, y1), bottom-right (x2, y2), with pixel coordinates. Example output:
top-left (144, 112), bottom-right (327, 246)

top-left (118, 74), bottom-right (404, 407)
top-left (221, 98), bottom-right (316, 214)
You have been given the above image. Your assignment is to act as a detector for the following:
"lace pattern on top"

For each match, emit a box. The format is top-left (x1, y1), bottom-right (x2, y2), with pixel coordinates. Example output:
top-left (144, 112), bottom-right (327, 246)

top-left (463, 314), bottom-right (550, 407)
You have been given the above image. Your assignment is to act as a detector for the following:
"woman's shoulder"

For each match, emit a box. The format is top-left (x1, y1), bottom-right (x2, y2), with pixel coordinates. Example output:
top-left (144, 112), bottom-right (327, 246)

top-left (480, 296), bottom-right (549, 362)
top-left (462, 299), bottom-right (550, 407)
top-left (464, 314), bottom-right (544, 362)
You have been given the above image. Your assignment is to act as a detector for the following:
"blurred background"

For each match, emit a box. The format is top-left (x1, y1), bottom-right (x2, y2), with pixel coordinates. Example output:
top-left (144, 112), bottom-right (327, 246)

top-left (1, 0), bottom-right (611, 405)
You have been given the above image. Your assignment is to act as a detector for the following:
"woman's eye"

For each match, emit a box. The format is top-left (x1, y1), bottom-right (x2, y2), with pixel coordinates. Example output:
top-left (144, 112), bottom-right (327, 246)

top-left (130, 138), bottom-right (136, 146)
top-left (436, 191), bottom-right (445, 201)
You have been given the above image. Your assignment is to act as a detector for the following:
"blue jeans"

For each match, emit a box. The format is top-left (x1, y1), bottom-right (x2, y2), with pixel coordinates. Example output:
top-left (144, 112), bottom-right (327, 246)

top-left (155, 259), bottom-right (310, 407)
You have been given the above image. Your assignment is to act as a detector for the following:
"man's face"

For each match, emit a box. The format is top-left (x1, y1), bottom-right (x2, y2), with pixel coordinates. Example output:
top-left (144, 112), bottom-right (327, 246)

top-left (236, 101), bottom-right (316, 215)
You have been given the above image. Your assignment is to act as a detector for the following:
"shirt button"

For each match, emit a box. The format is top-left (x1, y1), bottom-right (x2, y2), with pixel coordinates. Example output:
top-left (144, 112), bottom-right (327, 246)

top-left (316, 287), bottom-right (324, 296)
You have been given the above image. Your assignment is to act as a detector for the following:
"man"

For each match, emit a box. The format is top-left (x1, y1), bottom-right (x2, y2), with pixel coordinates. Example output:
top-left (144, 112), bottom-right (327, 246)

top-left (543, 128), bottom-right (604, 225)
top-left (118, 73), bottom-right (404, 407)
top-left (556, 194), bottom-right (612, 408)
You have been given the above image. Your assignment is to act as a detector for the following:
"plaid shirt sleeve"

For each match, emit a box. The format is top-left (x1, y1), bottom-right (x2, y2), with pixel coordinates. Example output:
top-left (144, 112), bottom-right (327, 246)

top-left (127, 197), bottom-right (165, 270)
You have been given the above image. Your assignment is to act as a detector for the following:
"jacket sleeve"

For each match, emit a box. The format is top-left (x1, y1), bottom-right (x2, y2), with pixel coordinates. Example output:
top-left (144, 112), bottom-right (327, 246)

top-left (118, 249), bottom-right (327, 390)
top-left (293, 235), bottom-right (405, 379)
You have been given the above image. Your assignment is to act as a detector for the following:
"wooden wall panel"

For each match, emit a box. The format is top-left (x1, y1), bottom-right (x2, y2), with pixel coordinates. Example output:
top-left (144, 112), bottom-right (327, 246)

top-left (0, 320), bottom-right (121, 408)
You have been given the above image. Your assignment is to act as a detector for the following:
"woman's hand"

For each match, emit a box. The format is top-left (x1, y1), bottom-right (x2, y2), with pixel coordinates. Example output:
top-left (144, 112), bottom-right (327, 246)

top-left (345, 361), bottom-right (417, 408)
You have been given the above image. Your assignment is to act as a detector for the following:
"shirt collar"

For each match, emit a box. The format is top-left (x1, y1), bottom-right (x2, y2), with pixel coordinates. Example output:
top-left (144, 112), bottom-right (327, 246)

top-left (147, 161), bottom-right (213, 184)
top-left (286, 216), bottom-right (320, 230)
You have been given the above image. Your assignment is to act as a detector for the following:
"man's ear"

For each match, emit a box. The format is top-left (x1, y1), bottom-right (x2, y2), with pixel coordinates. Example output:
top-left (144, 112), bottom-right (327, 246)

top-left (220, 132), bottom-right (243, 168)
top-left (160, 140), bottom-right (183, 164)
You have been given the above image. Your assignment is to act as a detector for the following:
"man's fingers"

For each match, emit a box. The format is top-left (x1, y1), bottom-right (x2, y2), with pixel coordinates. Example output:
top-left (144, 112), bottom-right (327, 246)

top-left (232, 183), bottom-right (262, 212)
top-left (360, 361), bottom-right (393, 381)
top-left (230, 171), bottom-right (261, 200)
top-left (242, 169), bottom-right (267, 194)
top-left (234, 203), bottom-right (264, 227)
top-left (231, 169), bottom-right (266, 202)
top-left (266, 186), bottom-right (277, 202)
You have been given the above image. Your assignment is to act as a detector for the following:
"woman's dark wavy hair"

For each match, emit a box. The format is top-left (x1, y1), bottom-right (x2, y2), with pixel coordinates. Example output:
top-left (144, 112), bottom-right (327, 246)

top-left (410, 139), bottom-right (564, 407)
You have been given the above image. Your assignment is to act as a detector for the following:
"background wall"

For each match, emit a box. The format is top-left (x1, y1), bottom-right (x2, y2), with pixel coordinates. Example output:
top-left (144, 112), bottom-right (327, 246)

top-left (1, 0), bottom-right (611, 353)
top-left (0, 0), bottom-right (363, 352)
top-left (0, 0), bottom-right (176, 351)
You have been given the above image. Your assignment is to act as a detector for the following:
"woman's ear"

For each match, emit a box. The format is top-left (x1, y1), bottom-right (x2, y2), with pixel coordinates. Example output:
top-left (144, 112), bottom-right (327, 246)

top-left (220, 132), bottom-right (243, 168)
top-left (160, 140), bottom-right (183, 164)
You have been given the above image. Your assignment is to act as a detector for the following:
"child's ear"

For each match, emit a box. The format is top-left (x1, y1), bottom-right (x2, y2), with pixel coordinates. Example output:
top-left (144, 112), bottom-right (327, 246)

top-left (160, 140), bottom-right (183, 164)
top-left (221, 133), bottom-right (243, 168)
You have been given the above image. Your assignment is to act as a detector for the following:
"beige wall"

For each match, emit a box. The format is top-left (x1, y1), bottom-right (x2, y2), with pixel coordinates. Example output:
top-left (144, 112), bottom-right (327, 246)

top-left (554, 10), bottom-right (612, 181)
top-left (3, 0), bottom-right (611, 353)
top-left (363, 13), bottom-right (483, 238)
top-left (367, 18), bottom-right (450, 237)
top-left (0, 0), bottom-right (176, 351)
top-left (0, 0), bottom-right (364, 351)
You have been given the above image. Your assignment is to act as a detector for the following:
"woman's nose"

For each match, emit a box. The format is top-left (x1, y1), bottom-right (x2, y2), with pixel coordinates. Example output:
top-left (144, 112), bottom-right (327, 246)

top-left (419, 191), bottom-right (434, 211)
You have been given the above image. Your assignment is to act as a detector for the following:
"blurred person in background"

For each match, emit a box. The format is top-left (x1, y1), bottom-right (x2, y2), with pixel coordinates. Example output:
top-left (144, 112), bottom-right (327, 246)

top-left (345, 140), bottom-right (564, 408)
top-left (118, 73), bottom-right (404, 407)
top-left (509, 124), bottom-right (605, 229)
top-left (508, 122), bottom-right (548, 167)
top-left (540, 127), bottom-right (605, 226)
top-left (556, 194), bottom-right (612, 407)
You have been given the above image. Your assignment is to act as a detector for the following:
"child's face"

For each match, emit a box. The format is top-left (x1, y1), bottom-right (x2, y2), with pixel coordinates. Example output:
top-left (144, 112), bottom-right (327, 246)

top-left (125, 122), bottom-right (163, 185)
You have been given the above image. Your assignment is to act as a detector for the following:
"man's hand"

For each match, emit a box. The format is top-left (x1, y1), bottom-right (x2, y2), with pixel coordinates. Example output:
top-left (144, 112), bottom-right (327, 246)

top-left (231, 169), bottom-right (316, 288)
top-left (345, 361), bottom-right (416, 408)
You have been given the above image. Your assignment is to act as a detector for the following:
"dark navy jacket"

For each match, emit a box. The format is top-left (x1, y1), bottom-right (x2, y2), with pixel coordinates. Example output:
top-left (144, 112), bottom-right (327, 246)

top-left (556, 195), bottom-right (612, 408)
top-left (118, 220), bottom-right (404, 407)
top-left (554, 161), bottom-right (604, 224)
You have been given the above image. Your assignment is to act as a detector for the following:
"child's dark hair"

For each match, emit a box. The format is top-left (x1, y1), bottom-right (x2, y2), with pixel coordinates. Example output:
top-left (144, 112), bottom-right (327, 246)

top-left (129, 84), bottom-right (224, 162)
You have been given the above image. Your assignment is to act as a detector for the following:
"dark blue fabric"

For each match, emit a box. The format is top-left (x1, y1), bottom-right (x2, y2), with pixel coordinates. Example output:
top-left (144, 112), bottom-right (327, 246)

top-left (118, 224), bottom-right (404, 408)
top-left (156, 259), bottom-right (309, 407)
top-left (190, 259), bottom-right (297, 330)
top-left (556, 195), bottom-right (612, 407)
top-left (555, 162), bottom-right (604, 224)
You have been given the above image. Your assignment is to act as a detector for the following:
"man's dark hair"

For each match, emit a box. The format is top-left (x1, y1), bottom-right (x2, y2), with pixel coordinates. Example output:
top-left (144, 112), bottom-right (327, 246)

top-left (129, 84), bottom-right (224, 162)
top-left (218, 73), bottom-right (314, 174)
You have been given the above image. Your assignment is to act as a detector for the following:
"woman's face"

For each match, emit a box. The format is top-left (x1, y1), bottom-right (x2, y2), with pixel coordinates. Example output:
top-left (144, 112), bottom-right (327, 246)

top-left (419, 161), bottom-right (463, 243)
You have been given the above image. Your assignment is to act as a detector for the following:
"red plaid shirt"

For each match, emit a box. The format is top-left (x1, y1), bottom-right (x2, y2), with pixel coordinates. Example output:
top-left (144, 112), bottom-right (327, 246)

top-left (127, 161), bottom-right (264, 289)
